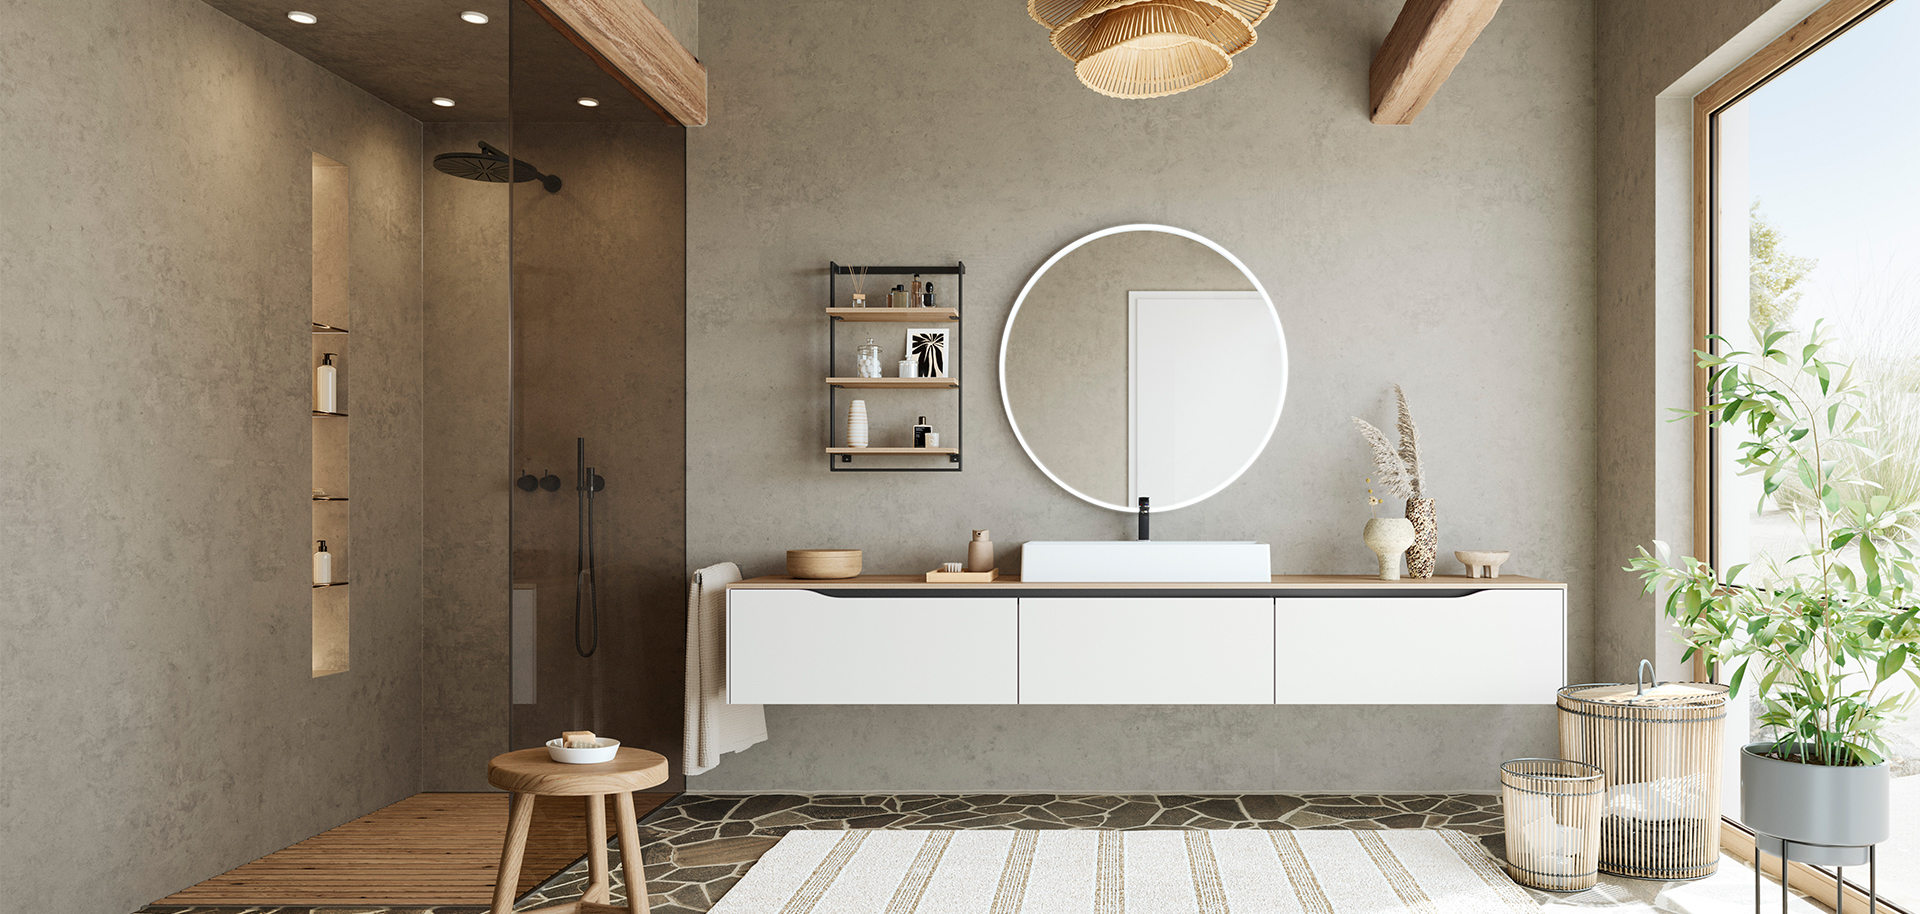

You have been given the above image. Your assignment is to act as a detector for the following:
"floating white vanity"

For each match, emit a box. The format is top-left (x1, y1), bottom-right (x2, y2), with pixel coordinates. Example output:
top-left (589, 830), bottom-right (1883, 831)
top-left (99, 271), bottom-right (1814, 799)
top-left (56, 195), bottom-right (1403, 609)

top-left (725, 575), bottom-right (1566, 706)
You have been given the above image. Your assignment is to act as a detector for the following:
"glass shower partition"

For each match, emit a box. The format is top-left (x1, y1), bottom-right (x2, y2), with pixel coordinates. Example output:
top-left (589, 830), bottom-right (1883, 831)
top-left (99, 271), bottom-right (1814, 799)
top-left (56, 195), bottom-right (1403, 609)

top-left (505, 3), bottom-right (688, 793)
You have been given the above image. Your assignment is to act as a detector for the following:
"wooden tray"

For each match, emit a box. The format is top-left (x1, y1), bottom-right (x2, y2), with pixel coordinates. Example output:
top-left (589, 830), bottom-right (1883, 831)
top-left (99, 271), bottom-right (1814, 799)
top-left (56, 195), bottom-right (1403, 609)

top-left (925, 567), bottom-right (999, 583)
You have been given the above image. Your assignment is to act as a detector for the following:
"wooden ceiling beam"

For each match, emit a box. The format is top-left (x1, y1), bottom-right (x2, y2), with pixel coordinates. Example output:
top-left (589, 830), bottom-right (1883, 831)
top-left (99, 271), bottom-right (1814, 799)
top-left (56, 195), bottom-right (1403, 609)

top-left (522, 0), bottom-right (707, 127)
top-left (1368, 0), bottom-right (1503, 125)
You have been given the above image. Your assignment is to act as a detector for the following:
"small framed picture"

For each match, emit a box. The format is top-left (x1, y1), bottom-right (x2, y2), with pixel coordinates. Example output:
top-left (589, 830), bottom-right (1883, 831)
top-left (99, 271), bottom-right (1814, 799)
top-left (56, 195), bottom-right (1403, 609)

top-left (906, 327), bottom-right (950, 378)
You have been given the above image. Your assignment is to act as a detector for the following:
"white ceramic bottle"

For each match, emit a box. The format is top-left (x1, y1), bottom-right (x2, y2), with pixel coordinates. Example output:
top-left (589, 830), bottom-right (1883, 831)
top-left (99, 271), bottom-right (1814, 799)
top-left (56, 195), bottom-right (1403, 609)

top-left (315, 353), bottom-right (338, 413)
top-left (313, 540), bottom-right (333, 585)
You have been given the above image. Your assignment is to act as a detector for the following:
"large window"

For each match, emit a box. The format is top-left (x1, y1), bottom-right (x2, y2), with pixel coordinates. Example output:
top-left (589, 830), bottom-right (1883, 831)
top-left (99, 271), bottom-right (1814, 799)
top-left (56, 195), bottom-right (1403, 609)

top-left (1707, 0), bottom-right (1918, 907)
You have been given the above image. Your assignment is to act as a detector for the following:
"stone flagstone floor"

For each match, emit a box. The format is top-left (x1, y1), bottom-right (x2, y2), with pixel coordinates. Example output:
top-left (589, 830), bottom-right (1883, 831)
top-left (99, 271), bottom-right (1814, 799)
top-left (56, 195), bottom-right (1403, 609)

top-left (136, 792), bottom-right (1507, 914)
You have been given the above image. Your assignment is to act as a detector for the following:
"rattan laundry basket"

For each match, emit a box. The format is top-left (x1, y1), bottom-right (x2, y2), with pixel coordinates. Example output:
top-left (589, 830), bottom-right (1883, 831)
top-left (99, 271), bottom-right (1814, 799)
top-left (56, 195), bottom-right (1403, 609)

top-left (1500, 758), bottom-right (1605, 892)
top-left (1557, 667), bottom-right (1728, 881)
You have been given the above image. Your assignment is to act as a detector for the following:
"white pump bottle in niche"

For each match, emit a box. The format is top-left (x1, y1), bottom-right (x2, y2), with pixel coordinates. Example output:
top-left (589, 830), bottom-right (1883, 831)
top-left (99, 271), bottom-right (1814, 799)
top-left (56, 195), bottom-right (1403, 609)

top-left (313, 540), bottom-right (332, 585)
top-left (315, 353), bottom-right (338, 413)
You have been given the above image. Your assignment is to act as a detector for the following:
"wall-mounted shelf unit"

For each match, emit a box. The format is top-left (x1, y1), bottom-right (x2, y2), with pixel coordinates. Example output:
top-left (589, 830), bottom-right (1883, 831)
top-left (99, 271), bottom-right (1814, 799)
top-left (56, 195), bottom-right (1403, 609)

top-left (826, 262), bottom-right (964, 472)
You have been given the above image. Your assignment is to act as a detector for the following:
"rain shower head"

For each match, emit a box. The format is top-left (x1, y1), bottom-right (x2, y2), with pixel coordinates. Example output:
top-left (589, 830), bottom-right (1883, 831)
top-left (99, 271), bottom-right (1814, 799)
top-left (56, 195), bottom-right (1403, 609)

top-left (432, 141), bottom-right (562, 193)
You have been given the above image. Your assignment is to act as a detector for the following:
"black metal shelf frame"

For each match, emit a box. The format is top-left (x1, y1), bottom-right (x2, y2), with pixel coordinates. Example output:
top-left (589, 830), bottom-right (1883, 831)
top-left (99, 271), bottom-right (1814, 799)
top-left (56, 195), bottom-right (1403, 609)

top-left (827, 262), bottom-right (965, 472)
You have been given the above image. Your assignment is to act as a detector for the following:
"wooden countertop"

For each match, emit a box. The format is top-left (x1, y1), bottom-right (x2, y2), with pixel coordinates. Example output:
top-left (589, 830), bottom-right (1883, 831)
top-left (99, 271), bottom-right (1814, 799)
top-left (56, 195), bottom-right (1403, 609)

top-left (729, 574), bottom-right (1564, 591)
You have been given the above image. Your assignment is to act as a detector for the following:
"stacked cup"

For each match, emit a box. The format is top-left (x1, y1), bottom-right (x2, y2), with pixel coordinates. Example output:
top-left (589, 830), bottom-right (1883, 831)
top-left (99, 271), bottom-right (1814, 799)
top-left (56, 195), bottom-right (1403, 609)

top-left (847, 400), bottom-right (869, 448)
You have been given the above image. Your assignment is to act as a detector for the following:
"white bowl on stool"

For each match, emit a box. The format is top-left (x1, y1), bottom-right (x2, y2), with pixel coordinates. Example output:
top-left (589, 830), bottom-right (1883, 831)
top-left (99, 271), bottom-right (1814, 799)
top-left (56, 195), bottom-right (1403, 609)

top-left (545, 737), bottom-right (620, 764)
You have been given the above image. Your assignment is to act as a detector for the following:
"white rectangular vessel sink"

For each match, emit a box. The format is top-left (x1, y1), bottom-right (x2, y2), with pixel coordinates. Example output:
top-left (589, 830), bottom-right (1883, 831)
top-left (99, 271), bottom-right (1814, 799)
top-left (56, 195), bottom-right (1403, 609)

top-left (1020, 541), bottom-right (1272, 583)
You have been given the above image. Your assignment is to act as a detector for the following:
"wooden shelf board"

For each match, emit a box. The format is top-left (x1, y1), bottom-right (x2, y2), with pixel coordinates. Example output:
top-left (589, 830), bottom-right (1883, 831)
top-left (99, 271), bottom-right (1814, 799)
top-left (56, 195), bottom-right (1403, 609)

top-left (826, 377), bottom-right (957, 389)
top-left (827, 308), bottom-right (958, 322)
top-left (825, 447), bottom-right (960, 456)
top-left (312, 322), bottom-right (349, 334)
top-left (313, 410), bottom-right (348, 418)
top-left (313, 496), bottom-right (349, 502)
top-left (313, 581), bottom-right (349, 589)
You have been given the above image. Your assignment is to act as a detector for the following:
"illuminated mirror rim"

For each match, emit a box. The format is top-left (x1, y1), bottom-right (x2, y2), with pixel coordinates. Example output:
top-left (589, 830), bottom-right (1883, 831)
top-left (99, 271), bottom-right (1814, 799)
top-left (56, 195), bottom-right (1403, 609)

top-left (998, 224), bottom-right (1289, 514)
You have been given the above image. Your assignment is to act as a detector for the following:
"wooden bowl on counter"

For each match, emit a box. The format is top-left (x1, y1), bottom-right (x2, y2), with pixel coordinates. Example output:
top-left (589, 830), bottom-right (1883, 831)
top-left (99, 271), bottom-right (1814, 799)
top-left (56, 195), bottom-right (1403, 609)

top-left (787, 549), bottom-right (862, 579)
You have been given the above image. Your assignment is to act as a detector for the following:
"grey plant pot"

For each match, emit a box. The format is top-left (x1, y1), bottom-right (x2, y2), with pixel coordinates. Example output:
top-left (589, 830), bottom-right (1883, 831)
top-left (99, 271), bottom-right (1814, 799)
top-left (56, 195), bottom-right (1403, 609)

top-left (1741, 743), bottom-right (1890, 867)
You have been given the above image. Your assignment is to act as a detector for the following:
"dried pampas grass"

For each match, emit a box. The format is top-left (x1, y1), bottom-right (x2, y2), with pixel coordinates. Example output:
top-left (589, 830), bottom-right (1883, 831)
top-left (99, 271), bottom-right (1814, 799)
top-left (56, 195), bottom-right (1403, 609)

top-left (1353, 384), bottom-right (1426, 500)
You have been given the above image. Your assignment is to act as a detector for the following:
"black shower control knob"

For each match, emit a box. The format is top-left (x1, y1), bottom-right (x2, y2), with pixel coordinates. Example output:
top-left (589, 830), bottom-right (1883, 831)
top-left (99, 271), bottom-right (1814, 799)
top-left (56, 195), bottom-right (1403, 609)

top-left (591, 473), bottom-right (606, 493)
top-left (540, 473), bottom-right (562, 492)
top-left (516, 473), bottom-right (539, 492)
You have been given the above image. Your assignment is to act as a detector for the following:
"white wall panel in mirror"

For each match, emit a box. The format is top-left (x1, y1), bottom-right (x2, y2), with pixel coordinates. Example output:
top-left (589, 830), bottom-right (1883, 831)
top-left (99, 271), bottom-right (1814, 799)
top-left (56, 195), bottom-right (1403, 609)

top-left (1001, 225), bottom-right (1286, 512)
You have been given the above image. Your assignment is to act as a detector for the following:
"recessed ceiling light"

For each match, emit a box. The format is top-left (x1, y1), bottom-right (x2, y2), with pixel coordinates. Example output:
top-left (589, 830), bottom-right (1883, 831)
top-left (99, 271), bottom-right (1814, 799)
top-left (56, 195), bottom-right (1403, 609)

top-left (287, 10), bottom-right (317, 24)
top-left (459, 11), bottom-right (489, 24)
top-left (576, 97), bottom-right (600, 107)
top-left (431, 97), bottom-right (456, 107)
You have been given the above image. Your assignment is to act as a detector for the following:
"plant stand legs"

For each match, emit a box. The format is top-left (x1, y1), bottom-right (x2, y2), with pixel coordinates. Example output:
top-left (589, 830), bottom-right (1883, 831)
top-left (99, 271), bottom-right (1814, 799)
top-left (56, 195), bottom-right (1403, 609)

top-left (1755, 840), bottom-right (1876, 914)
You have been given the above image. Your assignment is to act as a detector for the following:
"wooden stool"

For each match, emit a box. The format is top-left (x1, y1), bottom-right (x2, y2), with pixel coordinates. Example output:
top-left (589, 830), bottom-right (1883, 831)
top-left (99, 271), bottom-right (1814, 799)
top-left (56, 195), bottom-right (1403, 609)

top-left (487, 747), bottom-right (670, 914)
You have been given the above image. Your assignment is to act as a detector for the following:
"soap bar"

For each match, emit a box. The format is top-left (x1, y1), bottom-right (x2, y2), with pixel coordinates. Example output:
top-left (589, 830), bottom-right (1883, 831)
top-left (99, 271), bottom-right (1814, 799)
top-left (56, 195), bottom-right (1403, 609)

top-left (562, 730), bottom-right (597, 749)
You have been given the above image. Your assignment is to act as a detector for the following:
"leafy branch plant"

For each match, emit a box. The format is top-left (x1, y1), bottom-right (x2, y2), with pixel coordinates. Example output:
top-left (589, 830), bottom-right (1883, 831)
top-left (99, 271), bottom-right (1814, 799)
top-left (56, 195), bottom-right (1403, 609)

top-left (1628, 322), bottom-right (1920, 767)
top-left (1352, 385), bottom-right (1426, 501)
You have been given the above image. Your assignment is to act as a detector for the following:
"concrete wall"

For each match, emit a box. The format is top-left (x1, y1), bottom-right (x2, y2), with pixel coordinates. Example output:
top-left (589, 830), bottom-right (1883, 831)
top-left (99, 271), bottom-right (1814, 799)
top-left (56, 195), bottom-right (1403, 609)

top-left (686, 0), bottom-right (1596, 792)
top-left (1592, 0), bottom-right (1819, 683)
top-left (0, 0), bottom-right (423, 908)
top-left (649, 0), bottom-right (698, 59)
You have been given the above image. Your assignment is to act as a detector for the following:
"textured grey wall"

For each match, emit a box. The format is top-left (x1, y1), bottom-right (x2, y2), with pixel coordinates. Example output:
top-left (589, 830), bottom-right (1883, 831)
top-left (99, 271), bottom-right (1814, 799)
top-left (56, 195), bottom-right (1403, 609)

top-left (1592, 0), bottom-right (1801, 684)
top-left (421, 122), bottom-right (512, 791)
top-left (648, 0), bottom-right (698, 59)
top-left (686, 0), bottom-right (1594, 792)
top-left (0, 0), bottom-right (423, 908)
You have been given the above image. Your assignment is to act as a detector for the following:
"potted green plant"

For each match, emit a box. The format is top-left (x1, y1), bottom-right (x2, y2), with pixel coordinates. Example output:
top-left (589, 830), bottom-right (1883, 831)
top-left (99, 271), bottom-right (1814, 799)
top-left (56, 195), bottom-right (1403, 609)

top-left (1628, 323), bottom-right (1920, 866)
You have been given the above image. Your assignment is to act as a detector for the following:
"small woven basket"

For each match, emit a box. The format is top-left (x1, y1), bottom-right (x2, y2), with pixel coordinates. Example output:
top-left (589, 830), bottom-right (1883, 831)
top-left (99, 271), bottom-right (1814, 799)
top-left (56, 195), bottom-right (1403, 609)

top-left (1500, 758), bottom-right (1605, 892)
top-left (1557, 664), bottom-right (1728, 881)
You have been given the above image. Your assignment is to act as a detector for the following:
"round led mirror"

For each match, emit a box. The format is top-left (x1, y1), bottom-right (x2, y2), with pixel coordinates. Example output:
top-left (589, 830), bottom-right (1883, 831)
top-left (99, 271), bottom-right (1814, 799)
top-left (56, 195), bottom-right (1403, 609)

top-left (999, 225), bottom-right (1288, 513)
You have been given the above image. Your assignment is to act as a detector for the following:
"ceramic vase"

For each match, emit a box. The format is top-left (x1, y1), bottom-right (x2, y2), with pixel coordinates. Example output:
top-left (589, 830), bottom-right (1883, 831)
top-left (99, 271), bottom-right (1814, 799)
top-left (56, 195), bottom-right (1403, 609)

top-left (1405, 497), bottom-right (1438, 578)
top-left (1364, 517), bottom-right (1416, 581)
top-left (846, 399), bottom-right (869, 448)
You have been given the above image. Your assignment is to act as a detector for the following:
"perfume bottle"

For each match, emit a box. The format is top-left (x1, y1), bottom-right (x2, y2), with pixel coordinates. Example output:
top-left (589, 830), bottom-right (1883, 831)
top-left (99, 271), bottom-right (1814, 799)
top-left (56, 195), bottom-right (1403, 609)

top-left (856, 339), bottom-right (882, 378)
top-left (888, 285), bottom-right (909, 308)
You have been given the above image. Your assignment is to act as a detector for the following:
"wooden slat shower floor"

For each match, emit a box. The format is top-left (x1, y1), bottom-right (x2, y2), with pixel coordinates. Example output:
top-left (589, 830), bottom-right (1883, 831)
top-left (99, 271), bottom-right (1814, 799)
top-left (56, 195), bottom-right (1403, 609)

top-left (155, 791), bottom-right (675, 906)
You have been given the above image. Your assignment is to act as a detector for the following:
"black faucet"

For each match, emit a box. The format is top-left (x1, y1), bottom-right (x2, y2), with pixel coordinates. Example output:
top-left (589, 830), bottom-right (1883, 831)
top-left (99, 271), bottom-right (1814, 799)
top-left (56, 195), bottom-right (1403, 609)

top-left (1138, 496), bottom-right (1150, 541)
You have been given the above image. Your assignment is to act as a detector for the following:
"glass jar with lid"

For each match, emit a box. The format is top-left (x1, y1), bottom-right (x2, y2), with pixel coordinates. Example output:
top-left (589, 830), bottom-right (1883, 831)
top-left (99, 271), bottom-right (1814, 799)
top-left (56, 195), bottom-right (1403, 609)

top-left (856, 339), bottom-right (883, 378)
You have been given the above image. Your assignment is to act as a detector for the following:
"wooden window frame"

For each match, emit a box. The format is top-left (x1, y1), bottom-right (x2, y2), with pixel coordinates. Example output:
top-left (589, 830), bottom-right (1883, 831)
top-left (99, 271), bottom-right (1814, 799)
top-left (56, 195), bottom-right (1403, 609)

top-left (1693, 2), bottom-right (1907, 911)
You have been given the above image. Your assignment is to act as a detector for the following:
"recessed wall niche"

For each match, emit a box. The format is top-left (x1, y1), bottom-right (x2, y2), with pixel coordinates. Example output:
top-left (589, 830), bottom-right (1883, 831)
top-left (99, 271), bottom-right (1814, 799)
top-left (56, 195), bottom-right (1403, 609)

top-left (311, 152), bottom-right (349, 677)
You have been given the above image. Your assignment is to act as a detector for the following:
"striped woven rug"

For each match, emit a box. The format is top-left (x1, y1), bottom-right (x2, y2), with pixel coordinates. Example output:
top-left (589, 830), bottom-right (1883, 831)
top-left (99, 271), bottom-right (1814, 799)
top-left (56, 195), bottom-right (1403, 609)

top-left (708, 828), bottom-right (1539, 913)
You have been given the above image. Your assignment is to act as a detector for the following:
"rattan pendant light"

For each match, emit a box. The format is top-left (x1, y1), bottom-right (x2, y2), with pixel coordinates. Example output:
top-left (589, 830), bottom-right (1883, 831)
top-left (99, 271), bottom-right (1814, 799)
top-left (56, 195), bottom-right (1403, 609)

top-left (1029, 0), bottom-right (1276, 99)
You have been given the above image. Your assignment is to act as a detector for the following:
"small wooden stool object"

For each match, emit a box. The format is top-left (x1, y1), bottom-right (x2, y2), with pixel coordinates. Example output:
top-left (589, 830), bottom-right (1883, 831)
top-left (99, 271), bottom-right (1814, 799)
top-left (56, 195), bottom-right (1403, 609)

top-left (487, 747), bottom-right (670, 914)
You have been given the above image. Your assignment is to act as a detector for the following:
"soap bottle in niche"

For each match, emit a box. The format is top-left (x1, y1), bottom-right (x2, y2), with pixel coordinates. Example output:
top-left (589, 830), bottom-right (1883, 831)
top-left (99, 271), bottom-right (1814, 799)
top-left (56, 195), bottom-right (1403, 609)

top-left (913, 416), bottom-right (931, 448)
top-left (888, 284), bottom-right (909, 308)
top-left (967, 530), bottom-right (994, 573)
top-left (313, 540), bottom-right (332, 585)
top-left (315, 353), bottom-right (338, 413)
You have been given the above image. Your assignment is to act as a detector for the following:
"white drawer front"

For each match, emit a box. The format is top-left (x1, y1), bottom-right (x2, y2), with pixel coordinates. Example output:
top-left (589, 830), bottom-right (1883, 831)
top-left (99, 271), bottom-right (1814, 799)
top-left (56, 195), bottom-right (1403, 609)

top-left (728, 589), bottom-right (1018, 704)
top-left (1019, 597), bottom-right (1275, 704)
top-left (1275, 589), bottom-right (1565, 704)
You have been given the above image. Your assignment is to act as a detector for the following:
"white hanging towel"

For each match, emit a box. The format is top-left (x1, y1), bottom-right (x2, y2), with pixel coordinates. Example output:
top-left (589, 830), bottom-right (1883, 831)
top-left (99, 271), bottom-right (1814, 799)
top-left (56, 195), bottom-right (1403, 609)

top-left (683, 562), bottom-right (767, 775)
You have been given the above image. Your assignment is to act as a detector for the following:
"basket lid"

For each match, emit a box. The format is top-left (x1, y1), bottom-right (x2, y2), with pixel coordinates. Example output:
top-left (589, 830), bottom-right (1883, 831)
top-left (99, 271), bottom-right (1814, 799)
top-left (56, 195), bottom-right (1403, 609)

top-left (1559, 681), bottom-right (1728, 706)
